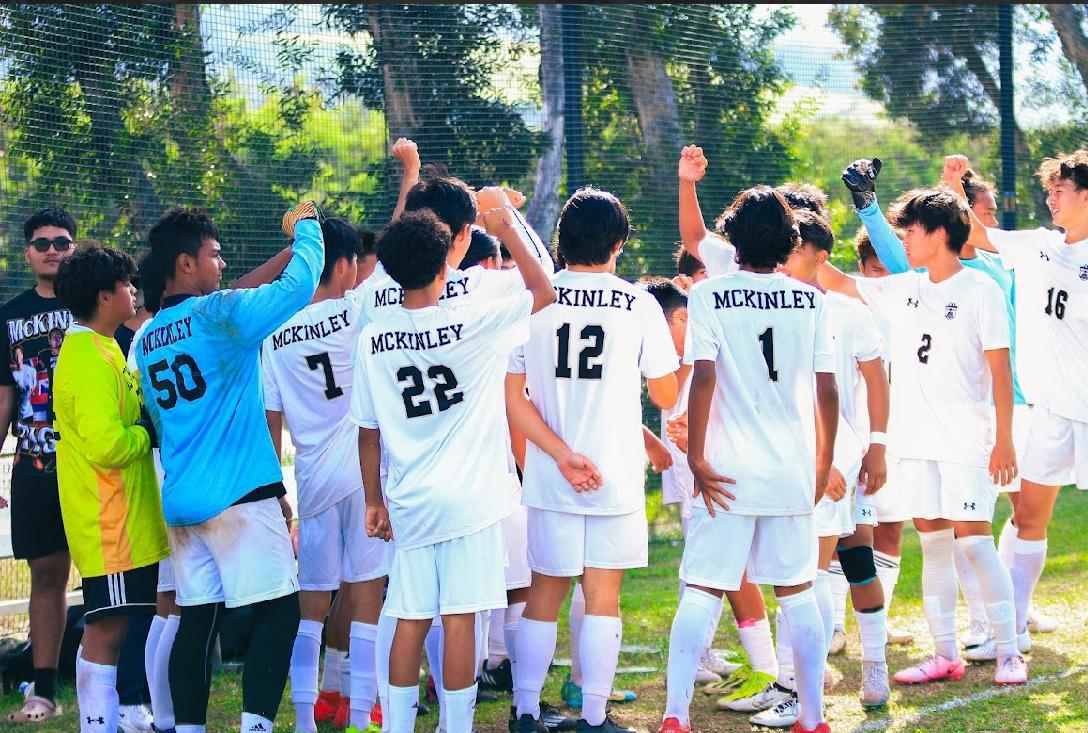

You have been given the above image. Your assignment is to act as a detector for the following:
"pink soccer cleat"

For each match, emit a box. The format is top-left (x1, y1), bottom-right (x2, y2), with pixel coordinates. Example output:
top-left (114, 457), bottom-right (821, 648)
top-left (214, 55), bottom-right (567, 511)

top-left (893, 654), bottom-right (966, 684)
top-left (994, 654), bottom-right (1028, 685)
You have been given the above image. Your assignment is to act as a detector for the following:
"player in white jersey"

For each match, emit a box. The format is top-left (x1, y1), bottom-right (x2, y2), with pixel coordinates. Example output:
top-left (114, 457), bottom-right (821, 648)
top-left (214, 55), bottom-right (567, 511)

top-left (818, 187), bottom-right (1026, 686)
top-left (261, 217), bottom-right (393, 733)
top-left (350, 209), bottom-right (560, 733)
top-left (506, 189), bottom-right (678, 733)
top-left (955, 149), bottom-right (1088, 647)
top-left (660, 185), bottom-right (838, 733)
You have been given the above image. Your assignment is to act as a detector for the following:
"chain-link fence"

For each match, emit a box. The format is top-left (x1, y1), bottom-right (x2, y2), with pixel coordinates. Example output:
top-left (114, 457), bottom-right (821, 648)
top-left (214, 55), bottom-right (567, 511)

top-left (2, 3), bottom-right (1087, 624)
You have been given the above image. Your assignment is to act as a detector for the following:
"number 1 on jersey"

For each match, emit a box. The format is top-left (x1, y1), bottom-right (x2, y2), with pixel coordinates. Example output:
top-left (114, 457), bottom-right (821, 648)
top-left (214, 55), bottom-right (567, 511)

top-left (758, 327), bottom-right (779, 382)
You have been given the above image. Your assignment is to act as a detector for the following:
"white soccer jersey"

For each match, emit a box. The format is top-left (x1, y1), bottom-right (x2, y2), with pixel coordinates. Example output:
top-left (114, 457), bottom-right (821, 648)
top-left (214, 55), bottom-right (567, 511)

top-left (660, 373), bottom-right (693, 510)
top-left (698, 234), bottom-right (739, 279)
top-left (988, 227), bottom-right (1088, 422)
top-left (684, 271), bottom-right (833, 516)
top-left (826, 291), bottom-right (884, 436)
top-left (348, 292), bottom-right (533, 551)
top-left (261, 292), bottom-right (367, 519)
top-left (856, 268), bottom-right (1009, 467)
top-left (510, 270), bottom-right (678, 516)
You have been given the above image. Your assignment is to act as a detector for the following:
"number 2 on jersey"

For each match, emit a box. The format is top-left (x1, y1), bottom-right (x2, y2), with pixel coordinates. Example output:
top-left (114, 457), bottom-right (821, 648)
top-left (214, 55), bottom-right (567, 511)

top-left (305, 352), bottom-right (343, 400)
top-left (758, 327), bottom-right (779, 381)
top-left (398, 365), bottom-right (464, 418)
top-left (555, 323), bottom-right (605, 380)
top-left (917, 334), bottom-right (932, 363)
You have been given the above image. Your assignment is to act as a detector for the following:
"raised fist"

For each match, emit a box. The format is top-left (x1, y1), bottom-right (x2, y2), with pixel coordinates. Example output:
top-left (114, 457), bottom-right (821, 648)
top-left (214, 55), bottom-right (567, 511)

top-left (475, 186), bottom-right (513, 220)
top-left (943, 155), bottom-right (969, 184)
top-left (679, 144), bottom-right (708, 184)
top-left (503, 187), bottom-right (527, 209)
top-left (282, 201), bottom-right (321, 239)
top-left (482, 205), bottom-right (516, 236)
top-left (392, 137), bottom-right (420, 173)
top-left (842, 158), bottom-right (882, 211)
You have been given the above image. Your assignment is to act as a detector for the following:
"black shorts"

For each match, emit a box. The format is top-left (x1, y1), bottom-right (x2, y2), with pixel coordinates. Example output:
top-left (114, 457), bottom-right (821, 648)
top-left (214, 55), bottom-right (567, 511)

top-left (82, 563), bottom-right (159, 621)
top-left (10, 474), bottom-right (68, 560)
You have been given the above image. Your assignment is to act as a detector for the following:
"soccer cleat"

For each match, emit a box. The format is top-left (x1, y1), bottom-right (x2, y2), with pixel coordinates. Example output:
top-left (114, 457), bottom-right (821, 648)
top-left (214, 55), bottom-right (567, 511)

top-left (118, 703), bottom-right (154, 732)
top-left (695, 660), bottom-right (722, 684)
top-left (828, 629), bottom-right (847, 655)
top-left (315, 691), bottom-right (343, 723)
top-left (560, 673), bottom-right (636, 707)
top-left (150, 726), bottom-right (176, 733)
top-left (718, 680), bottom-right (791, 712)
top-left (886, 627), bottom-right (914, 646)
top-left (860, 661), bottom-right (890, 708)
top-left (479, 658), bottom-right (514, 692)
top-left (702, 663), bottom-right (752, 695)
top-left (1027, 607), bottom-right (1059, 634)
top-left (371, 703), bottom-right (383, 726)
top-left (541, 702), bottom-right (579, 732)
top-left (702, 649), bottom-right (743, 677)
top-left (823, 664), bottom-right (836, 691)
top-left (718, 670), bottom-right (776, 704)
top-left (994, 654), bottom-right (1028, 685)
top-left (344, 725), bottom-right (382, 733)
top-left (963, 632), bottom-right (1032, 662)
top-left (749, 692), bottom-right (799, 728)
top-left (608, 689), bottom-right (637, 704)
top-left (574, 714), bottom-right (638, 733)
top-left (426, 674), bottom-right (439, 703)
top-left (513, 713), bottom-right (550, 733)
top-left (658, 717), bottom-right (690, 733)
top-left (790, 722), bottom-right (831, 733)
top-left (963, 619), bottom-right (990, 650)
top-left (893, 654), bottom-right (966, 684)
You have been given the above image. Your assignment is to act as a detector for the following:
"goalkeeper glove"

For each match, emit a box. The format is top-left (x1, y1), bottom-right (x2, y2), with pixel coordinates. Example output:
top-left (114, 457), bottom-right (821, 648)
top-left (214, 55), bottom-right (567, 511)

top-left (282, 201), bottom-right (322, 239)
top-left (842, 158), bottom-right (882, 211)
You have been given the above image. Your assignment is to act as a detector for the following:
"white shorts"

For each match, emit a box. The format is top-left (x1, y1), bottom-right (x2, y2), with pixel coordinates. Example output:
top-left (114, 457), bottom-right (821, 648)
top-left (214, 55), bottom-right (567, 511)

top-left (502, 502), bottom-right (531, 590)
top-left (1019, 406), bottom-right (1088, 490)
top-left (1000, 404), bottom-right (1032, 494)
top-left (680, 511), bottom-right (817, 591)
top-left (156, 554), bottom-right (176, 593)
top-left (384, 521), bottom-right (507, 620)
top-left (874, 457), bottom-right (911, 524)
top-left (899, 459), bottom-right (997, 522)
top-left (855, 489), bottom-right (878, 527)
top-left (815, 494), bottom-right (853, 538)
top-left (168, 498), bottom-right (299, 608)
top-left (527, 507), bottom-right (648, 577)
top-left (298, 489), bottom-right (394, 591)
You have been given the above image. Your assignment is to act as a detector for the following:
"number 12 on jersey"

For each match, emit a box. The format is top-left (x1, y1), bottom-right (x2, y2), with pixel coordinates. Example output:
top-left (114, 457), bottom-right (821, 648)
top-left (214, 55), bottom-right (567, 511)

top-left (555, 323), bottom-right (605, 380)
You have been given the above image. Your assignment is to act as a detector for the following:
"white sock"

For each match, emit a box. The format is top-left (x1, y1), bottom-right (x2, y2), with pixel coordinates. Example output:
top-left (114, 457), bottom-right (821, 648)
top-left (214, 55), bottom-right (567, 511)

top-left (443, 684), bottom-right (477, 733)
top-left (701, 593), bottom-right (724, 659)
top-left (997, 518), bottom-right (1018, 568)
top-left (475, 611), bottom-right (490, 676)
top-left (177, 726), bottom-right (205, 733)
top-left (291, 619), bottom-right (323, 733)
top-left (376, 612), bottom-right (397, 733)
top-left (737, 617), bottom-right (777, 677)
top-left (154, 615), bottom-right (179, 730)
top-left (488, 607), bottom-right (508, 667)
top-left (568, 584), bottom-right (586, 686)
top-left (579, 615), bottom-right (622, 727)
top-left (425, 620), bottom-right (446, 732)
top-left (350, 622), bottom-right (379, 728)
top-left (874, 551), bottom-right (901, 611)
top-left (814, 570), bottom-right (835, 656)
top-left (321, 648), bottom-right (345, 695)
top-left (664, 589), bottom-right (718, 727)
top-left (853, 607), bottom-right (887, 663)
top-left (774, 608), bottom-right (794, 690)
top-left (76, 649), bottom-right (119, 733)
top-left (144, 616), bottom-right (165, 710)
top-left (956, 536), bottom-right (1017, 655)
top-left (919, 529), bottom-right (959, 661)
top-left (828, 561), bottom-right (849, 631)
top-left (387, 684), bottom-right (418, 733)
top-left (953, 539), bottom-right (989, 629)
top-left (514, 618), bottom-right (557, 719)
top-left (503, 602), bottom-right (526, 690)
top-left (779, 590), bottom-right (826, 731)
top-left (1010, 537), bottom-right (1047, 634)
top-left (241, 712), bottom-right (274, 732)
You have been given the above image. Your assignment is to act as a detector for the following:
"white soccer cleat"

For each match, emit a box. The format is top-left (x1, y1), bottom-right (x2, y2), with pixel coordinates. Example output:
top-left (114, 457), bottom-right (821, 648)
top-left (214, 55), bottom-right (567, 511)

top-left (717, 680), bottom-right (791, 712)
top-left (963, 619), bottom-right (990, 649)
top-left (828, 628), bottom-right (847, 655)
top-left (994, 654), bottom-right (1028, 685)
top-left (859, 661), bottom-right (890, 708)
top-left (701, 649), bottom-right (742, 677)
top-left (963, 632), bottom-right (1031, 662)
top-left (118, 703), bottom-right (154, 733)
top-left (1027, 607), bottom-right (1059, 634)
top-left (748, 692), bottom-right (799, 728)
top-left (695, 659), bottom-right (723, 685)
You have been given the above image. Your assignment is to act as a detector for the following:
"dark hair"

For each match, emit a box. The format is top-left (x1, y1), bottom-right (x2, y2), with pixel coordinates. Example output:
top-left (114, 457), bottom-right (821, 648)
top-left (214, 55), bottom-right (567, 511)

top-left (377, 211), bottom-right (451, 291)
top-left (794, 210), bottom-right (834, 254)
top-left (776, 182), bottom-right (829, 217)
top-left (961, 169), bottom-right (995, 208)
top-left (404, 176), bottom-right (478, 237)
top-left (138, 251), bottom-right (165, 314)
top-left (54, 245), bottom-right (137, 321)
top-left (557, 188), bottom-right (631, 267)
top-left (1037, 149), bottom-right (1088, 192)
top-left (638, 276), bottom-right (687, 319)
top-left (715, 186), bottom-right (800, 270)
top-left (359, 229), bottom-right (377, 257)
top-left (147, 207), bottom-right (220, 281)
top-left (888, 187), bottom-right (971, 254)
top-left (499, 243), bottom-right (513, 263)
top-left (461, 227), bottom-right (501, 269)
top-left (854, 227), bottom-right (877, 264)
top-left (675, 245), bottom-right (705, 277)
top-left (24, 207), bottom-right (77, 242)
top-left (319, 217), bottom-right (361, 285)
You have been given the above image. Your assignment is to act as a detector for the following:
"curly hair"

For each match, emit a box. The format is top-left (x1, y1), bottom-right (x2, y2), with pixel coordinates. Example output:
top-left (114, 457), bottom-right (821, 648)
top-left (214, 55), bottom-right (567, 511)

top-left (776, 182), bottom-right (830, 218)
top-left (1036, 149), bottom-right (1088, 192)
top-left (715, 186), bottom-right (800, 270)
top-left (55, 245), bottom-right (137, 321)
top-left (377, 210), bottom-right (451, 291)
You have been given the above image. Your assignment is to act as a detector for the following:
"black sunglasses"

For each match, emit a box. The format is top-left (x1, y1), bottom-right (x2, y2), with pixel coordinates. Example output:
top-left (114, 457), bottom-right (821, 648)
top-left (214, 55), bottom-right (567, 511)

top-left (28, 237), bottom-right (74, 253)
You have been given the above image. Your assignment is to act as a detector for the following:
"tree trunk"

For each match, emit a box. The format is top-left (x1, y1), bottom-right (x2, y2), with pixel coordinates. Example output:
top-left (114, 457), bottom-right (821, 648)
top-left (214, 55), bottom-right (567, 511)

top-left (528, 4), bottom-right (564, 239)
top-left (1046, 4), bottom-right (1088, 97)
top-left (366, 5), bottom-right (421, 142)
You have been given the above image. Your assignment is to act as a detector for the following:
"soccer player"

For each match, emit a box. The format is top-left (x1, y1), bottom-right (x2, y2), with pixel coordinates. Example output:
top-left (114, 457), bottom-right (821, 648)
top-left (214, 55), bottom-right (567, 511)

top-left (954, 149), bottom-right (1088, 653)
top-left (51, 245), bottom-right (169, 733)
top-left (261, 217), bottom-right (392, 733)
top-left (134, 203), bottom-right (325, 733)
top-left (1, 208), bottom-right (78, 724)
top-left (673, 245), bottom-right (707, 293)
top-left (660, 185), bottom-right (837, 733)
top-left (508, 188), bottom-right (679, 733)
top-left (818, 187), bottom-right (1026, 686)
top-left (349, 208), bottom-right (559, 733)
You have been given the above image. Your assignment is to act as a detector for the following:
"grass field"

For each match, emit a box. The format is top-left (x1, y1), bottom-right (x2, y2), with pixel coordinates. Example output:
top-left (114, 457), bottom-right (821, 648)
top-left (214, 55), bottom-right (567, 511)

top-left (4, 487), bottom-right (1088, 733)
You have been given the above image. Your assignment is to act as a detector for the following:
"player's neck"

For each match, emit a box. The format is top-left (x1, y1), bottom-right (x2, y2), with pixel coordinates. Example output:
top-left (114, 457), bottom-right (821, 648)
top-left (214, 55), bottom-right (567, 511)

top-left (924, 254), bottom-right (963, 283)
top-left (163, 279), bottom-right (204, 299)
top-left (1062, 212), bottom-right (1088, 244)
top-left (566, 264), bottom-right (613, 274)
top-left (402, 279), bottom-right (444, 310)
top-left (77, 314), bottom-right (123, 339)
top-left (311, 282), bottom-right (347, 304)
top-left (739, 264), bottom-right (776, 274)
top-left (34, 278), bottom-right (55, 299)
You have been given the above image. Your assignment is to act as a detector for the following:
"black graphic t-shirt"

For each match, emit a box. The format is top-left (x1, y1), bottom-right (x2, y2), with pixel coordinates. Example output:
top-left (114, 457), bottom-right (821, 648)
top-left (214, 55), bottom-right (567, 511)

top-left (0, 288), bottom-right (72, 477)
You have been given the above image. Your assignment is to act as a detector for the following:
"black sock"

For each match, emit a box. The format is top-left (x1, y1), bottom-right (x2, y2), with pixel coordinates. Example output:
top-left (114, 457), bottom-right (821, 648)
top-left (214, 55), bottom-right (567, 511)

top-left (242, 592), bottom-right (301, 722)
top-left (169, 602), bottom-right (223, 726)
top-left (33, 668), bottom-right (57, 702)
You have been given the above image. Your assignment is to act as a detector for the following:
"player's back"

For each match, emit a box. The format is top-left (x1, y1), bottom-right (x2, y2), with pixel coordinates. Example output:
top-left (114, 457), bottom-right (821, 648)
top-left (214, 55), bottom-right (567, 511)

top-left (517, 269), bottom-right (678, 516)
top-left (686, 270), bottom-right (831, 515)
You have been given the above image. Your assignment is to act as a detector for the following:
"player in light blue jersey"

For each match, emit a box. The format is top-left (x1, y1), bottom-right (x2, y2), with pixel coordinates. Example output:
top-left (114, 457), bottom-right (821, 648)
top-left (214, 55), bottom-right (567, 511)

top-left (134, 203), bottom-right (324, 733)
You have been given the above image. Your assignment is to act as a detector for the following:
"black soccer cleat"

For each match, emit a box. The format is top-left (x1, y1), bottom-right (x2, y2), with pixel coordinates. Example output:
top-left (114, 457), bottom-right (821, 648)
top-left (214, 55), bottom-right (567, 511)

top-left (541, 702), bottom-right (579, 732)
top-left (574, 714), bottom-right (638, 733)
top-left (479, 658), bottom-right (514, 692)
top-left (513, 713), bottom-right (550, 733)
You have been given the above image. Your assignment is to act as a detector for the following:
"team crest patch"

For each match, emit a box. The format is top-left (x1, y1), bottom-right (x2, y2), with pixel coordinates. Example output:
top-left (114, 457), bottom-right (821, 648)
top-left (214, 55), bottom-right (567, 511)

top-left (945, 302), bottom-right (958, 320)
top-left (1079, 264), bottom-right (1088, 281)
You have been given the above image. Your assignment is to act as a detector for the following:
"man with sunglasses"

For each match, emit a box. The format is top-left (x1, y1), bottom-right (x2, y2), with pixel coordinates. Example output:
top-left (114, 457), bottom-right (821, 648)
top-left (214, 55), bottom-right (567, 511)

top-left (1, 208), bottom-right (77, 723)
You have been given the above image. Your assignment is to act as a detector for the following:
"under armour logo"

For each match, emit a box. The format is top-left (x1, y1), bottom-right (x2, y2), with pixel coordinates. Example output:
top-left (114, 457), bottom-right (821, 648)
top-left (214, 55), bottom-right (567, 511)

top-left (1039, 250), bottom-right (1050, 261)
top-left (907, 298), bottom-right (919, 308)
top-left (964, 502), bottom-right (976, 510)
top-left (862, 509), bottom-right (872, 516)
top-left (945, 302), bottom-right (958, 320)
top-left (87, 718), bottom-right (105, 725)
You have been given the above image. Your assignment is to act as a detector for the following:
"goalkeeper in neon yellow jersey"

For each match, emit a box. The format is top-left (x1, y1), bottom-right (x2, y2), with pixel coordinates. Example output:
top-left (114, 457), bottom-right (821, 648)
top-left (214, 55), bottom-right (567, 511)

top-left (53, 244), bottom-right (168, 733)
